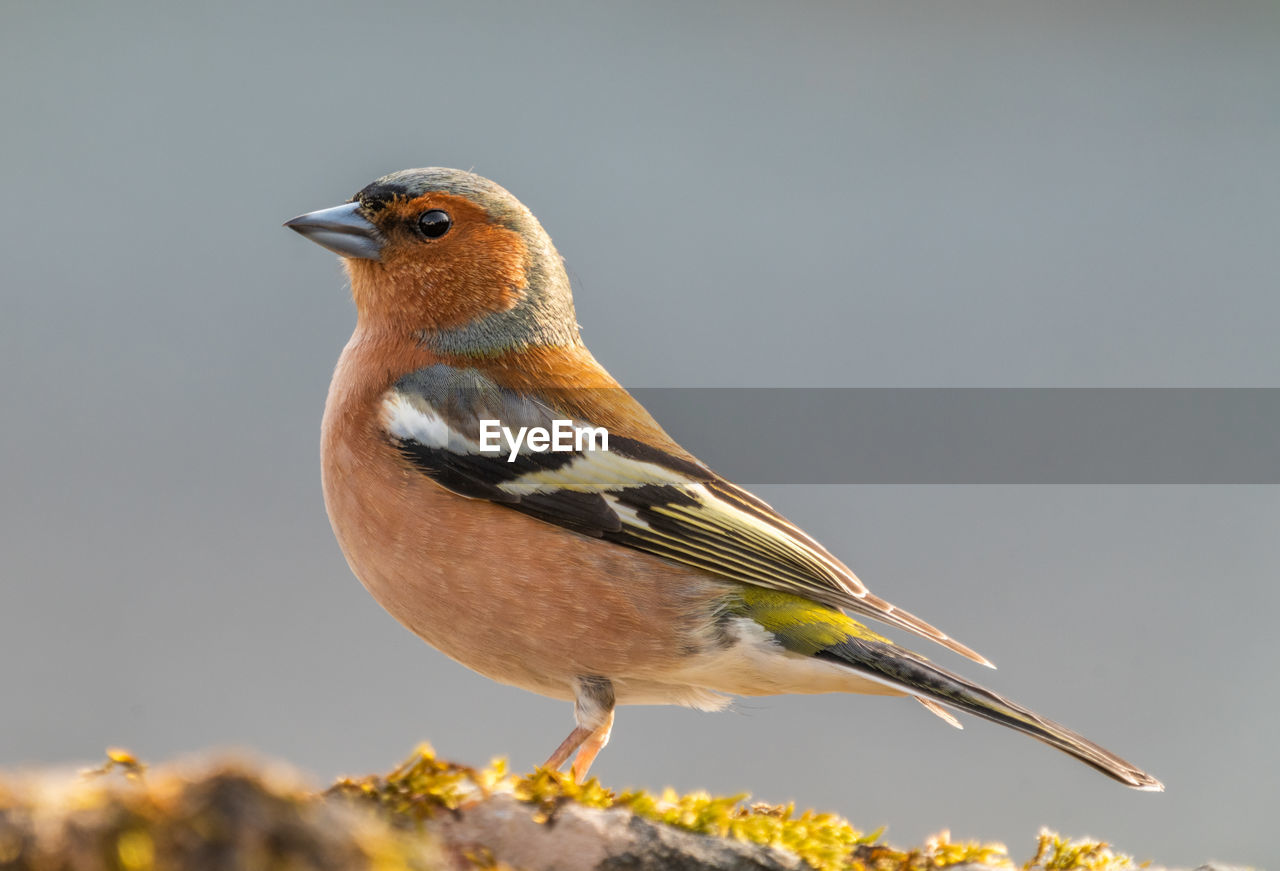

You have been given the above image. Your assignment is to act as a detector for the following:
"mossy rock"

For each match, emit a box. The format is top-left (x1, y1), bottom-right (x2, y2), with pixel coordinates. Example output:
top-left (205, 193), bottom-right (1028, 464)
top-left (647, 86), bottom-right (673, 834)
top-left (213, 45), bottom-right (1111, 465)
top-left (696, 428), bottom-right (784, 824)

top-left (0, 745), bottom-right (1234, 871)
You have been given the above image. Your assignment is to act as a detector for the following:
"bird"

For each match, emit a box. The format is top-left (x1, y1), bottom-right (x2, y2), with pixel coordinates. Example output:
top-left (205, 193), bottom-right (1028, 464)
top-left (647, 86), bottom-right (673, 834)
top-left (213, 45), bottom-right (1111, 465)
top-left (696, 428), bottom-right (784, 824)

top-left (284, 167), bottom-right (1162, 790)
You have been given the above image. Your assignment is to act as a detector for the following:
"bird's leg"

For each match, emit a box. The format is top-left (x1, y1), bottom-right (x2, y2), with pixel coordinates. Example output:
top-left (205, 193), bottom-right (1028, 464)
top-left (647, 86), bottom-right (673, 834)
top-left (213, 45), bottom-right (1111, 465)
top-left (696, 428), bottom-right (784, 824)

top-left (543, 725), bottom-right (592, 771)
top-left (542, 675), bottom-right (615, 782)
top-left (569, 708), bottom-right (613, 781)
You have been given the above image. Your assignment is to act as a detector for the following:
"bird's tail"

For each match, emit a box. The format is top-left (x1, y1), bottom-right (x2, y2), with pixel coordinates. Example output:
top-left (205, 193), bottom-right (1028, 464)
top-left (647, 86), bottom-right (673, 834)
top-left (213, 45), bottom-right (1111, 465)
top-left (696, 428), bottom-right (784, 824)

top-left (819, 635), bottom-right (1164, 791)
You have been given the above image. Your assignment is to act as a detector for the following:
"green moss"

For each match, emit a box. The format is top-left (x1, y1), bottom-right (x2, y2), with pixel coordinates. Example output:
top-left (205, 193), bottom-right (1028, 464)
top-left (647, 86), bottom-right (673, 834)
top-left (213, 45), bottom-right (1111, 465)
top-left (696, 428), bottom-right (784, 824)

top-left (329, 741), bottom-right (509, 822)
top-left (1022, 830), bottom-right (1138, 871)
top-left (334, 745), bottom-right (1026, 871)
top-left (8, 745), bottom-right (1155, 871)
top-left (1, 748), bottom-right (445, 871)
top-left (514, 767), bottom-right (884, 871)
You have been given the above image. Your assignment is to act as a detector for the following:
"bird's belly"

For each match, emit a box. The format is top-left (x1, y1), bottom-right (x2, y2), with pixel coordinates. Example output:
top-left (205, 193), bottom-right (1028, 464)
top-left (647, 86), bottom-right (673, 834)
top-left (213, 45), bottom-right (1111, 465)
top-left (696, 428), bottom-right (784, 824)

top-left (321, 420), bottom-right (727, 701)
top-left (646, 617), bottom-right (907, 701)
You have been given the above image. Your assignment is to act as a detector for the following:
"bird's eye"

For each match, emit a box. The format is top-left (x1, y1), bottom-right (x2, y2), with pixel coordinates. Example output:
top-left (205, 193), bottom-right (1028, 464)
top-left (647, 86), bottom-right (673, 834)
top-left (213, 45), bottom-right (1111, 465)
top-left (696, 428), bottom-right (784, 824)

top-left (417, 210), bottom-right (452, 239)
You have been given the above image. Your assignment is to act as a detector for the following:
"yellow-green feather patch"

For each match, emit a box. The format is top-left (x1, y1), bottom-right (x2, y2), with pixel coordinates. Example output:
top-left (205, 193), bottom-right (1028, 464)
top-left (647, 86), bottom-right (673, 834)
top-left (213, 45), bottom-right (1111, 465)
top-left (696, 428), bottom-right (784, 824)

top-left (726, 587), bottom-right (891, 655)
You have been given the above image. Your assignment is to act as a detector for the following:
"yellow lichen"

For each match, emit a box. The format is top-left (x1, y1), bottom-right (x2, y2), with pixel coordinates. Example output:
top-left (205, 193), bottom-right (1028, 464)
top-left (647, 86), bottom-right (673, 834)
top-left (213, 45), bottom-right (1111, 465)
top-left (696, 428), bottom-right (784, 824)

top-left (1023, 830), bottom-right (1137, 871)
top-left (115, 829), bottom-right (156, 871)
top-left (329, 742), bottom-right (501, 821)
top-left (7, 746), bottom-right (1157, 871)
top-left (0, 749), bottom-right (444, 871)
top-left (848, 829), bottom-right (1014, 871)
top-left (335, 745), bottom-right (1026, 871)
top-left (84, 746), bottom-right (148, 781)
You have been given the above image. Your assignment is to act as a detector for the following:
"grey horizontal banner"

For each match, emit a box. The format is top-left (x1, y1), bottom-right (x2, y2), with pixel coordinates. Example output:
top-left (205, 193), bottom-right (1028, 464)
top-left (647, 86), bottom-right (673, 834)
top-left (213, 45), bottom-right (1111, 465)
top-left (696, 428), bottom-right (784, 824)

top-left (623, 388), bottom-right (1280, 484)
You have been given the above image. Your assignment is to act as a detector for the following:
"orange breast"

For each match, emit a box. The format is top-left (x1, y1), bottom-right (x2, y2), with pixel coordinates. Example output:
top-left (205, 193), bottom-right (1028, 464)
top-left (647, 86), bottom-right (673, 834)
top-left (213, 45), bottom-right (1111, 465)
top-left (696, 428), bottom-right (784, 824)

top-left (319, 329), bottom-right (726, 700)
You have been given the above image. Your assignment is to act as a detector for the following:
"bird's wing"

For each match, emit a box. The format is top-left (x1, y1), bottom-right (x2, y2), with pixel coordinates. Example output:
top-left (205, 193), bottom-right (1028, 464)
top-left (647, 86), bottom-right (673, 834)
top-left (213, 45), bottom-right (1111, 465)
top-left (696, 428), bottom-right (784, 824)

top-left (382, 364), bottom-right (990, 667)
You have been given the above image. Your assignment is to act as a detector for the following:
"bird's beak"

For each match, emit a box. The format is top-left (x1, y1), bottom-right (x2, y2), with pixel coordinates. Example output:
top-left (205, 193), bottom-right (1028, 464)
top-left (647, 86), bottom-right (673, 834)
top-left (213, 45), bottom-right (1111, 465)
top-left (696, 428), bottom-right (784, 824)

top-left (284, 202), bottom-right (384, 261)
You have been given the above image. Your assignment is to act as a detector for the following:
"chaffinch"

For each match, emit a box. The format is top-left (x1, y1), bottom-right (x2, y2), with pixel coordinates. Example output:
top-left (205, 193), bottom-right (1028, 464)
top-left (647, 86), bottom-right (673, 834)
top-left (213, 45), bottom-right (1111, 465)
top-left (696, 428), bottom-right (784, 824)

top-left (285, 168), bottom-right (1161, 790)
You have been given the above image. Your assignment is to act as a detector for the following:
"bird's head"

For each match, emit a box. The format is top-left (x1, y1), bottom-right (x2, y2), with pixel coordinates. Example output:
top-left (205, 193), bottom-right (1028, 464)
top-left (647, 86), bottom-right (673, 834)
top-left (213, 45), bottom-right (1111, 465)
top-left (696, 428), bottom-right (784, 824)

top-left (286, 168), bottom-right (580, 356)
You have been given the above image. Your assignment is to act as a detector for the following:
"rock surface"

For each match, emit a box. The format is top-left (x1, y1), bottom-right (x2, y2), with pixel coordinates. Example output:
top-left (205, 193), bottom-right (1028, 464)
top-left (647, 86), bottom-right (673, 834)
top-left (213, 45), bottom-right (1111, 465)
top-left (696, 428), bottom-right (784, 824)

top-left (427, 794), bottom-right (804, 871)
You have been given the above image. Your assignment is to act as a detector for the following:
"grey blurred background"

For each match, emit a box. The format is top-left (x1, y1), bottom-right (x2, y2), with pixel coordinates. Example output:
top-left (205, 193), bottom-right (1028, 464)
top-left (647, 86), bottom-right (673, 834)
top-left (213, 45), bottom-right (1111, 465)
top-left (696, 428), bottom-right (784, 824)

top-left (2, 1), bottom-right (1277, 866)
